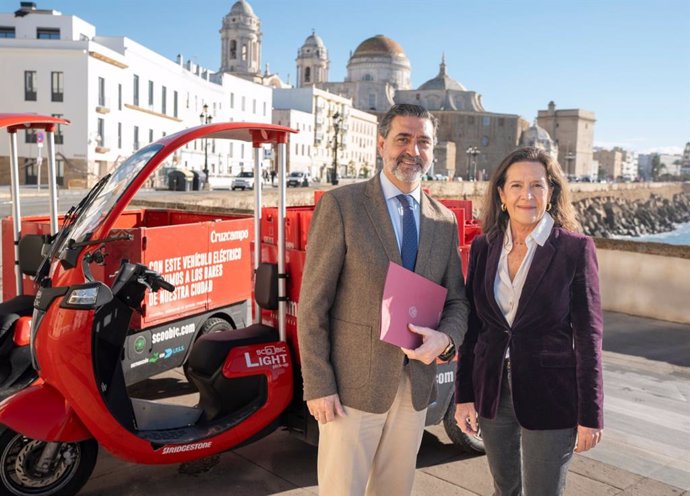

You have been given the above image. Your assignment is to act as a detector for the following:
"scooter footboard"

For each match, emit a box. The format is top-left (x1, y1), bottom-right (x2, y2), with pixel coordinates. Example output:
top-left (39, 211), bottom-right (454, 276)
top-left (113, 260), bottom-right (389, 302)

top-left (0, 383), bottom-right (91, 442)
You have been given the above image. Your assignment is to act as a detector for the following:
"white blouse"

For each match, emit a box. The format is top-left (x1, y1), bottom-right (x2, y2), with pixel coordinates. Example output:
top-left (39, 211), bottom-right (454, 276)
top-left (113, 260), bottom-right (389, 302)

top-left (493, 212), bottom-right (554, 327)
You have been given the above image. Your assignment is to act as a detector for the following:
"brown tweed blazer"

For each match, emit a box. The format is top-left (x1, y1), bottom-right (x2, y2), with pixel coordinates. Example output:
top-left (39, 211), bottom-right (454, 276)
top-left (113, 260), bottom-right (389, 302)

top-left (297, 175), bottom-right (469, 413)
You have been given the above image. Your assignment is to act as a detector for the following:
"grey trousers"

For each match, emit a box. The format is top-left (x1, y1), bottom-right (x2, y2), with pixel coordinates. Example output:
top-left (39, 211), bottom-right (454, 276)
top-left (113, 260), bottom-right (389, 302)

top-left (479, 366), bottom-right (577, 496)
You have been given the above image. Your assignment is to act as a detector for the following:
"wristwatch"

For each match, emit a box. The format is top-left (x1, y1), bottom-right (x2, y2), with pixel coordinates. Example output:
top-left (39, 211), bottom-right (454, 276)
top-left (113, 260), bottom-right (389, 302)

top-left (438, 336), bottom-right (456, 362)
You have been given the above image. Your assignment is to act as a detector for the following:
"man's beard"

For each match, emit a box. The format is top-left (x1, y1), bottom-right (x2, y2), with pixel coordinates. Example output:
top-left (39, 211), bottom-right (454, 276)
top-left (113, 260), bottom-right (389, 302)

top-left (391, 155), bottom-right (429, 183)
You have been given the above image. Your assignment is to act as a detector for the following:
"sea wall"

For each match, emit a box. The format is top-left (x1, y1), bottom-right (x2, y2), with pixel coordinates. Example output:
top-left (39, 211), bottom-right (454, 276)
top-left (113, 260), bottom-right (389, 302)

top-left (594, 239), bottom-right (690, 324)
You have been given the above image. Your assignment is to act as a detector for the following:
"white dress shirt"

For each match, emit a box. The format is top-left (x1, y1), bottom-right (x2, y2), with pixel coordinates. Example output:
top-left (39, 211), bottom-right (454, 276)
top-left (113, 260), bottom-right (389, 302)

top-left (494, 212), bottom-right (554, 327)
top-left (379, 171), bottom-right (421, 251)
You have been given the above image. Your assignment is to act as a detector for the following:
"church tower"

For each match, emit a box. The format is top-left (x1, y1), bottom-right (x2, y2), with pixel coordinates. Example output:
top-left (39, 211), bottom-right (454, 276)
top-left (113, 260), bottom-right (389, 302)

top-left (220, 0), bottom-right (262, 83)
top-left (296, 31), bottom-right (329, 87)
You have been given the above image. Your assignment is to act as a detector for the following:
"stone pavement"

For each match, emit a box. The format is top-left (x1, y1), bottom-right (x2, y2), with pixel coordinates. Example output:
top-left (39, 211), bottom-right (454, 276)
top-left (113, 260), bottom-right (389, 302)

top-left (78, 311), bottom-right (690, 496)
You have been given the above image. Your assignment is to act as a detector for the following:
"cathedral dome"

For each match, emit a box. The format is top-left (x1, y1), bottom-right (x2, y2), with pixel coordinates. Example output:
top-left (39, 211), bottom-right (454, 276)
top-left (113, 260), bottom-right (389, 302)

top-left (418, 58), bottom-right (466, 91)
top-left (351, 35), bottom-right (406, 59)
top-left (229, 0), bottom-right (256, 18)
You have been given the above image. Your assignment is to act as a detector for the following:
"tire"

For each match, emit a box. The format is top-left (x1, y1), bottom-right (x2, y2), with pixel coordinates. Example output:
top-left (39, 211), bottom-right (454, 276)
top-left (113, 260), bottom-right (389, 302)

top-left (0, 428), bottom-right (98, 496)
top-left (198, 317), bottom-right (234, 337)
top-left (443, 401), bottom-right (485, 454)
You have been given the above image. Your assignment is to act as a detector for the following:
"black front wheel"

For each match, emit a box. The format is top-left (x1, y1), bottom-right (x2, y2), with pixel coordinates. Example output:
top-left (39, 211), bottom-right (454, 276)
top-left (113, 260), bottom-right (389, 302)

top-left (0, 428), bottom-right (98, 496)
top-left (443, 402), bottom-right (485, 454)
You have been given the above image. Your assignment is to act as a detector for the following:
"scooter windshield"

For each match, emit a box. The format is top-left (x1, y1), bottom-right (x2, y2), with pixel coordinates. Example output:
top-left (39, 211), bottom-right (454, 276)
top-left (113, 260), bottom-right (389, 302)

top-left (58, 144), bottom-right (162, 250)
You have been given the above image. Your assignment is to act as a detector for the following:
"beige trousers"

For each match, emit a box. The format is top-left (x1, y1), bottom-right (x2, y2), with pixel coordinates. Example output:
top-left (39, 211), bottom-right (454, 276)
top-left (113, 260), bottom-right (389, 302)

top-left (317, 371), bottom-right (427, 496)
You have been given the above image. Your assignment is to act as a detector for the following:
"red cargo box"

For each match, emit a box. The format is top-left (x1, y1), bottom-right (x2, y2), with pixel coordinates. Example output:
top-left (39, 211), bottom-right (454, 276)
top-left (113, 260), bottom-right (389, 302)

top-left (439, 199), bottom-right (473, 220)
top-left (110, 211), bottom-right (254, 328)
top-left (261, 206), bottom-right (313, 249)
top-left (314, 190), bottom-right (325, 205)
top-left (298, 210), bottom-right (314, 251)
top-left (464, 223), bottom-right (482, 245)
top-left (2, 210), bottom-right (254, 328)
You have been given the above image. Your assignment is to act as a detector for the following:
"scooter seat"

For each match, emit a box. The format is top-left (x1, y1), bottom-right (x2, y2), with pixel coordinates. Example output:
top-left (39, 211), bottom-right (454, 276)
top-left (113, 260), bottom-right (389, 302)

top-left (188, 324), bottom-right (278, 377)
top-left (0, 295), bottom-right (35, 319)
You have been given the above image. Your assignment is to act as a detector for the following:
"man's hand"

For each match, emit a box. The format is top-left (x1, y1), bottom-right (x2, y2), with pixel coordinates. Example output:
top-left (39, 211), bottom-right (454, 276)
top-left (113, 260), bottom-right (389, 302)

top-left (401, 324), bottom-right (451, 364)
top-left (307, 394), bottom-right (346, 424)
top-left (575, 425), bottom-right (603, 452)
top-left (454, 402), bottom-right (479, 435)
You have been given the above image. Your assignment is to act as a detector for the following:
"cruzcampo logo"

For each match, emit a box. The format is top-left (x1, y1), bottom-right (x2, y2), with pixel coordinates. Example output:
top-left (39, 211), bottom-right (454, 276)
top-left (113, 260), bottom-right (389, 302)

top-left (134, 336), bottom-right (147, 354)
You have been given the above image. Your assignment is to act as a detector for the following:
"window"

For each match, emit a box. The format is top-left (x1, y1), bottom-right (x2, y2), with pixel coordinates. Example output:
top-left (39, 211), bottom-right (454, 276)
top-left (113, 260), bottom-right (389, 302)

top-left (161, 86), bottom-right (167, 114)
top-left (98, 77), bottom-right (105, 106)
top-left (117, 123), bottom-right (122, 148)
top-left (24, 71), bottom-right (37, 101)
top-left (133, 126), bottom-right (139, 150)
top-left (468, 116), bottom-right (475, 125)
top-left (368, 93), bottom-right (376, 110)
top-left (133, 75), bottom-right (139, 106)
top-left (481, 135), bottom-right (489, 147)
top-left (148, 80), bottom-right (154, 107)
top-left (263, 101), bottom-right (267, 116)
top-left (252, 99), bottom-right (256, 113)
top-left (118, 84), bottom-right (122, 110)
top-left (25, 129), bottom-right (37, 143)
top-left (0, 27), bottom-right (15, 38)
top-left (230, 93), bottom-right (234, 109)
top-left (482, 116), bottom-right (491, 127)
top-left (52, 113), bottom-right (64, 145)
top-left (36, 28), bottom-right (59, 39)
top-left (51, 71), bottom-right (63, 102)
top-left (498, 118), bottom-right (505, 127)
top-left (305, 67), bottom-right (311, 83)
top-left (241, 44), bottom-right (247, 61)
top-left (230, 40), bottom-right (237, 59)
top-left (173, 90), bottom-right (178, 117)
top-left (241, 96), bottom-right (246, 111)
top-left (149, 129), bottom-right (154, 143)
top-left (97, 118), bottom-right (105, 146)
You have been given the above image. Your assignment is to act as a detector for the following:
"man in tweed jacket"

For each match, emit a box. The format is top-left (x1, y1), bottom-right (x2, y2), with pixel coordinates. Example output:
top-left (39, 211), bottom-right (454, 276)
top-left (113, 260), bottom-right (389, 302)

top-left (298, 104), bottom-right (469, 496)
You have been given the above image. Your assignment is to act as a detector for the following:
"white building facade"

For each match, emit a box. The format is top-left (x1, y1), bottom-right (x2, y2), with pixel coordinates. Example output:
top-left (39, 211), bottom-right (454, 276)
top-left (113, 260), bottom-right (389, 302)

top-left (0, 4), bottom-right (272, 188)
top-left (273, 87), bottom-right (377, 181)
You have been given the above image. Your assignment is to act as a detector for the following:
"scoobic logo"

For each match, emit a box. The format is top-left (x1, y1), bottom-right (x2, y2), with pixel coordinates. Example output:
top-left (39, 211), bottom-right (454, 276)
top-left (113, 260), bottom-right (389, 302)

top-left (244, 344), bottom-right (288, 369)
top-left (408, 306), bottom-right (418, 319)
top-left (134, 336), bottom-right (147, 354)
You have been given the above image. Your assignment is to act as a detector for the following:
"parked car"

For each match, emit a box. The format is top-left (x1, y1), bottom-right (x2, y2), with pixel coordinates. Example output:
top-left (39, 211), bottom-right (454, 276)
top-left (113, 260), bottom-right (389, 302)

top-left (287, 171), bottom-right (310, 187)
top-left (231, 171), bottom-right (255, 190)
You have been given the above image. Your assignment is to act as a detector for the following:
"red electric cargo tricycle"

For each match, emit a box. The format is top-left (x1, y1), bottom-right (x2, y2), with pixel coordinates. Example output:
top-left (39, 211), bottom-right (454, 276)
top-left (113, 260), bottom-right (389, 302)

top-left (0, 122), bottom-right (481, 496)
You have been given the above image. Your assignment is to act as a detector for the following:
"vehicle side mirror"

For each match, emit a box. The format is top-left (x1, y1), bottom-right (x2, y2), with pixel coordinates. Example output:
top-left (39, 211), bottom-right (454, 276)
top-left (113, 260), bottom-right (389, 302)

top-left (18, 234), bottom-right (51, 276)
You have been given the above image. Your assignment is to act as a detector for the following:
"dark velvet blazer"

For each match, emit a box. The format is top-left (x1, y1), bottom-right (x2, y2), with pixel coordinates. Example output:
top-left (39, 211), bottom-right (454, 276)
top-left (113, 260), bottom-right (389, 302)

top-left (455, 227), bottom-right (604, 430)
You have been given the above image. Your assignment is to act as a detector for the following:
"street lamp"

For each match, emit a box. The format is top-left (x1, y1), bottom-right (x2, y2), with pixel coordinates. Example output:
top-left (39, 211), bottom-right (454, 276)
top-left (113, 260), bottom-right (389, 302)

top-left (199, 103), bottom-right (212, 189)
top-left (331, 112), bottom-right (341, 185)
top-left (466, 146), bottom-right (480, 181)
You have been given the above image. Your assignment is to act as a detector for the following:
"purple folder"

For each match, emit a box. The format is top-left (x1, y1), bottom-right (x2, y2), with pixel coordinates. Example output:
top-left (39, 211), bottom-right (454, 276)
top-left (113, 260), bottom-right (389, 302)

top-left (380, 261), bottom-right (448, 349)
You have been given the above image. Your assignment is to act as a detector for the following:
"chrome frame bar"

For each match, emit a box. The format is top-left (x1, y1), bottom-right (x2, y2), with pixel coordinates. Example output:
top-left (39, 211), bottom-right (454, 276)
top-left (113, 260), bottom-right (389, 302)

top-left (253, 146), bottom-right (263, 324)
top-left (46, 130), bottom-right (59, 235)
top-left (8, 131), bottom-right (23, 294)
top-left (276, 142), bottom-right (287, 342)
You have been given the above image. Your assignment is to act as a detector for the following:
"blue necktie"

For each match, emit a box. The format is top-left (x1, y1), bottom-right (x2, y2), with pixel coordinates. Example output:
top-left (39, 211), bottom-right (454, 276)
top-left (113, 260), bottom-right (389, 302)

top-left (397, 194), bottom-right (418, 271)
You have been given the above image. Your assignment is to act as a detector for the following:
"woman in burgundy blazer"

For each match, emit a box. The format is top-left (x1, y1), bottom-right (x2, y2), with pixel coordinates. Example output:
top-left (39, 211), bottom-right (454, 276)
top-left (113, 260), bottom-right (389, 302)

top-left (454, 147), bottom-right (604, 496)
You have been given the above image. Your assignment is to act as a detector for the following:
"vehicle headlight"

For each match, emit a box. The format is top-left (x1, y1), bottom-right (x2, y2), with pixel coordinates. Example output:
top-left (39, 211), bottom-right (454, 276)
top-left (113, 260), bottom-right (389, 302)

top-left (65, 287), bottom-right (99, 306)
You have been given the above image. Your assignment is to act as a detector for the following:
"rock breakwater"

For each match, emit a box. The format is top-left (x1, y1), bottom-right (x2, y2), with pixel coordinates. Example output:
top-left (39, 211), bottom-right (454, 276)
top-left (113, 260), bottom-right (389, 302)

top-left (575, 192), bottom-right (690, 238)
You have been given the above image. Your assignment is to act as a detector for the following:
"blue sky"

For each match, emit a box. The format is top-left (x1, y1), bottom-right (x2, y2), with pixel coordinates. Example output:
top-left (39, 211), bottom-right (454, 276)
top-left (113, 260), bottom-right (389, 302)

top-left (32, 0), bottom-right (690, 154)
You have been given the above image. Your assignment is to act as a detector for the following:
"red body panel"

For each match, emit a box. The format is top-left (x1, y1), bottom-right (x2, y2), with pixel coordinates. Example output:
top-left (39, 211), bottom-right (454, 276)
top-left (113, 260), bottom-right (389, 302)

top-left (0, 383), bottom-right (90, 442)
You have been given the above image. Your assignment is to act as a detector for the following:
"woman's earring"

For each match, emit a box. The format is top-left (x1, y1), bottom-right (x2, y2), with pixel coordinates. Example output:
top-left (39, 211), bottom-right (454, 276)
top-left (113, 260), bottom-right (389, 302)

top-left (546, 202), bottom-right (552, 212)
top-left (500, 203), bottom-right (507, 212)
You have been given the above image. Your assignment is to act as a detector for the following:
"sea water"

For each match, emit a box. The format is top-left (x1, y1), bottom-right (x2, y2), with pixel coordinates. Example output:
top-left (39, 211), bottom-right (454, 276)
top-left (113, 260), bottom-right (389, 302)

top-left (627, 221), bottom-right (690, 246)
